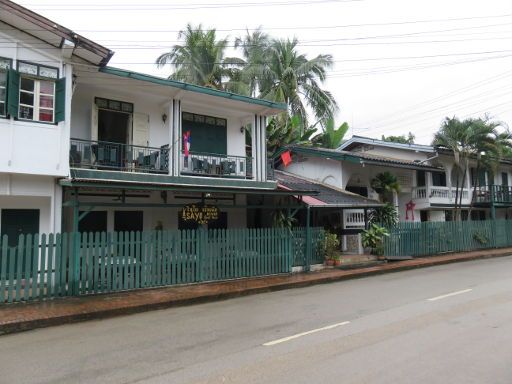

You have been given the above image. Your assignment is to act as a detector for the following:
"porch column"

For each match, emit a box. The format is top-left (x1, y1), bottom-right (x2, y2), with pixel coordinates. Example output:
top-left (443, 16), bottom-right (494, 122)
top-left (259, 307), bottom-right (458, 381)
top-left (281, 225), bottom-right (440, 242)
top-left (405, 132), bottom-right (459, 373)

top-left (171, 99), bottom-right (181, 177)
top-left (253, 114), bottom-right (261, 181)
top-left (261, 115), bottom-right (267, 182)
top-left (170, 100), bottom-right (178, 176)
top-left (445, 165), bottom-right (453, 203)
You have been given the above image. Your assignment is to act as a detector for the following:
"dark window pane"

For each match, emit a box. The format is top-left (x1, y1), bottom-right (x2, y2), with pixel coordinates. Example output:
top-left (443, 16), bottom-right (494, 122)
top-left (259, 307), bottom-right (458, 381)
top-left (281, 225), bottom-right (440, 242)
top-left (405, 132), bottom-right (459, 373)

top-left (20, 78), bottom-right (34, 92)
top-left (0, 102), bottom-right (4, 116)
top-left (20, 91), bottom-right (34, 106)
top-left (0, 71), bottom-right (6, 84)
top-left (19, 105), bottom-right (33, 119)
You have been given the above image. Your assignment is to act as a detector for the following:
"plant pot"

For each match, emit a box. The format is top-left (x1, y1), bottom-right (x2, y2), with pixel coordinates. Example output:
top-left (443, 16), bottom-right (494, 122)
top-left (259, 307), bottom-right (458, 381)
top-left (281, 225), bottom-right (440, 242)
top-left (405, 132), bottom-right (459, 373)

top-left (333, 259), bottom-right (341, 266)
top-left (325, 259), bottom-right (334, 266)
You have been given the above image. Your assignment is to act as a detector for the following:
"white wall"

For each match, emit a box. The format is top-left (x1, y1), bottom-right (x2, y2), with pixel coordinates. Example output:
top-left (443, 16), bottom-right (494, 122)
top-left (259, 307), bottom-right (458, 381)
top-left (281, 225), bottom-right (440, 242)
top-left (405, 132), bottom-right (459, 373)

top-left (285, 156), bottom-right (343, 188)
top-left (0, 24), bottom-right (70, 178)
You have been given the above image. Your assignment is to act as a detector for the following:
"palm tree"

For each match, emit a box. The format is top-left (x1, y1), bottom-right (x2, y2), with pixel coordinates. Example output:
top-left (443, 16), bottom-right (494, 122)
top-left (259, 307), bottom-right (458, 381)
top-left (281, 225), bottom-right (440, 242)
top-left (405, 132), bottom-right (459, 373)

top-left (255, 38), bottom-right (338, 127)
top-left (156, 24), bottom-right (230, 89)
top-left (234, 28), bottom-right (270, 97)
top-left (433, 116), bottom-right (505, 220)
top-left (370, 172), bottom-right (400, 203)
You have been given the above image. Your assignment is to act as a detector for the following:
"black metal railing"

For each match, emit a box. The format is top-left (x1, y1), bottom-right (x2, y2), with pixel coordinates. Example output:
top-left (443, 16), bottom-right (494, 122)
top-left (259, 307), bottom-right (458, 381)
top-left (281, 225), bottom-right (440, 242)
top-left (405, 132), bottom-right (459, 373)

top-left (70, 138), bottom-right (169, 174)
top-left (474, 185), bottom-right (512, 204)
top-left (180, 151), bottom-right (253, 179)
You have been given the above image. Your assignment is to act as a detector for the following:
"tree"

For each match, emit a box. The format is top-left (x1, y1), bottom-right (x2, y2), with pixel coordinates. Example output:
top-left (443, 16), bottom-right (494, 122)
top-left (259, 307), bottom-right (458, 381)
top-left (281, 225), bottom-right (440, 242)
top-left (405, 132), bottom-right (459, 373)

top-left (381, 132), bottom-right (415, 144)
top-left (311, 120), bottom-right (349, 149)
top-left (256, 38), bottom-right (338, 127)
top-left (432, 116), bottom-right (506, 220)
top-left (370, 172), bottom-right (400, 203)
top-left (156, 24), bottom-right (233, 90)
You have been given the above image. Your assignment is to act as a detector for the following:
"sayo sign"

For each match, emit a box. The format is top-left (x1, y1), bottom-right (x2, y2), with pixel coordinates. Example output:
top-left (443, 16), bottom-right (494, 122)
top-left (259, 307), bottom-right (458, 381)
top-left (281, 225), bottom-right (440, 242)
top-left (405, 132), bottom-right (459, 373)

top-left (181, 204), bottom-right (219, 225)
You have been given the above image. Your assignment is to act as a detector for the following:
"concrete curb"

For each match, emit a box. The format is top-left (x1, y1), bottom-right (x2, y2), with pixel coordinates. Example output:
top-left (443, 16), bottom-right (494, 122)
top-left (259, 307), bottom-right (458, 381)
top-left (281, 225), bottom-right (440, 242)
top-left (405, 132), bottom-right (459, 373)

top-left (1, 250), bottom-right (511, 335)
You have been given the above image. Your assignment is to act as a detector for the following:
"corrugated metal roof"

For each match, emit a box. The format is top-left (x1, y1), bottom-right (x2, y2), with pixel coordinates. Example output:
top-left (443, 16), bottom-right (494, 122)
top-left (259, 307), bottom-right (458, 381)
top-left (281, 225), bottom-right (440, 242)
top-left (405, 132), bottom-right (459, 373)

top-left (275, 171), bottom-right (383, 208)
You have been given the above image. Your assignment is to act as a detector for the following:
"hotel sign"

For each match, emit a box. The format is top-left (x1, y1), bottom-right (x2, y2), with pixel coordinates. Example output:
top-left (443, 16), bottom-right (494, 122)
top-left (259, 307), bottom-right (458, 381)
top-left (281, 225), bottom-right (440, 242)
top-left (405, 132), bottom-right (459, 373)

top-left (182, 204), bottom-right (219, 225)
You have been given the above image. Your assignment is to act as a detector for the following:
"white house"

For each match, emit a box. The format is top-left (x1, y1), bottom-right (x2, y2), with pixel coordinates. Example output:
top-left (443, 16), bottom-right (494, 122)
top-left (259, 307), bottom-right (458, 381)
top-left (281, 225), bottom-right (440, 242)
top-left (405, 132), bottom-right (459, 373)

top-left (0, 0), bottom-right (308, 242)
top-left (277, 135), bottom-right (512, 225)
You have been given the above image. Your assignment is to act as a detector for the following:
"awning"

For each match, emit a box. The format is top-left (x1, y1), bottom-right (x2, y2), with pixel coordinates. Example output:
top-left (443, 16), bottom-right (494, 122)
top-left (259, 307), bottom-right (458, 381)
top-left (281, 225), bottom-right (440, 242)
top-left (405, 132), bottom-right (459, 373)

top-left (275, 170), bottom-right (382, 208)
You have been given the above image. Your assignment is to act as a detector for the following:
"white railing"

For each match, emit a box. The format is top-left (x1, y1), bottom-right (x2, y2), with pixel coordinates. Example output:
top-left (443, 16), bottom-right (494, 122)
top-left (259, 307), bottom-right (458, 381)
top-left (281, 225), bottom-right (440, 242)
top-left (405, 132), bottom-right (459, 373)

top-left (412, 186), bottom-right (470, 203)
top-left (343, 209), bottom-right (366, 229)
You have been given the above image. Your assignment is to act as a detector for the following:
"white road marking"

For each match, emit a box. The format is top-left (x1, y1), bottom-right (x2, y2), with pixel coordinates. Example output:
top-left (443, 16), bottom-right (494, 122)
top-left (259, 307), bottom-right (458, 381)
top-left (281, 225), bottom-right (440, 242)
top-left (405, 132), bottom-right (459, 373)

top-left (263, 321), bottom-right (350, 346)
top-left (427, 288), bottom-right (473, 302)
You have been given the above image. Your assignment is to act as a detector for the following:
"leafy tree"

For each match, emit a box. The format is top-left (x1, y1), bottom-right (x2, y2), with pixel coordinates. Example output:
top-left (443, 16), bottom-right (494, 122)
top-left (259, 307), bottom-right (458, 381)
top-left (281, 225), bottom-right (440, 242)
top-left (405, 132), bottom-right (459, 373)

top-left (255, 38), bottom-right (338, 127)
top-left (156, 24), bottom-right (238, 90)
top-left (432, 116), bottom-right (506, 220)
top-left (370, 172), bottom-right (400, 203)
top-left (312, 120), bottom-right (349, 149)
top-left (381, 132), bottom-right (415, 144)
top-left (368, 204), bottom-right (399, 228)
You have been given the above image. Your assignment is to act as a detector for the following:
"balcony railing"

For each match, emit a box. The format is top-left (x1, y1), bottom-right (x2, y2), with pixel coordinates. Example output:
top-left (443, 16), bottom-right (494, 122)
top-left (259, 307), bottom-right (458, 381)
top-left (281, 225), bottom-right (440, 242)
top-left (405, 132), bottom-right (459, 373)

top-left (412, 186), bottom-right (470, 203)
top-left (180, 151), bottom-right (253, 179)
top-left (474, 185), bottom-right (512, 204)
top-left (70, 138), bottom-right (169, 174)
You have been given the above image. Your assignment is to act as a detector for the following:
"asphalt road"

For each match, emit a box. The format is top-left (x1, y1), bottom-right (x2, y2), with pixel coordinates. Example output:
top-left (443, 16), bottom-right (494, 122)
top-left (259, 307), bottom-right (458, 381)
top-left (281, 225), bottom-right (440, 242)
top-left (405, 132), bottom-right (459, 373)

top-left (1, 256), bottom-right (512, 384)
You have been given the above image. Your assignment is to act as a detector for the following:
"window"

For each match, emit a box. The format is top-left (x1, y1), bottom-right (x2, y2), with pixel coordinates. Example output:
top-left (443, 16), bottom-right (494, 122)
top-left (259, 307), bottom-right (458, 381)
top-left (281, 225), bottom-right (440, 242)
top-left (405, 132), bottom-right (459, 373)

top-left (431, 172), bottom-right (446, 187)
top-left (502, 172), bottom-right (508, 186)
top-left (16, 62), bottom-right (59, 123)
top-left (0, 57), bottom-right (11, 117)
top-left (182, 112), bottom-right (227, 154)
top-left (19, 77), bottom-right (55, 122)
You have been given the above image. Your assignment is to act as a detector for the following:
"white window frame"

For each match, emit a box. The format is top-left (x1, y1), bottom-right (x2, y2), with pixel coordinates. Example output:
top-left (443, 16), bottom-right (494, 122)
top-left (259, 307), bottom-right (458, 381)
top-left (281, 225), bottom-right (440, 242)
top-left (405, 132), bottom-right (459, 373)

top-left (19, 77), bottom-right (55, 123)
top-left (0, 57), bottom-right (10, 118)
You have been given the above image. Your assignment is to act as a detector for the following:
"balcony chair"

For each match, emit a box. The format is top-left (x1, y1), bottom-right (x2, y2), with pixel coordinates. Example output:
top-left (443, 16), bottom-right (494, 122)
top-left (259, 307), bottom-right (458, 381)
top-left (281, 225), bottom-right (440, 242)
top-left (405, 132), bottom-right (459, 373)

top-left (69, 144), bottom-right (81, 166)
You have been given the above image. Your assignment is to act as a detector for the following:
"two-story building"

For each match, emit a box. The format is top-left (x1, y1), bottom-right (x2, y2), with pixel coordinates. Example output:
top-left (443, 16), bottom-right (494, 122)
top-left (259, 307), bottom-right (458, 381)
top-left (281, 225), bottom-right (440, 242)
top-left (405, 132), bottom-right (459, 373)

top-left (0, 0), bottom-right (310, 241)
top-left (276, 135), bottom-right (512, 230)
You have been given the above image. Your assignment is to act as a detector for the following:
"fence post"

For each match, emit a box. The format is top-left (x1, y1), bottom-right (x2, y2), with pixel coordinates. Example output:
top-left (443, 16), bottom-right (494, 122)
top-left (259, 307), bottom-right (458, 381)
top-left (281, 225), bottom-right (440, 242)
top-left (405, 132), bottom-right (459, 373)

top-left (305, 206), bottom-right (311, 272)
top-left (197, 228), bottom-right (207, 282)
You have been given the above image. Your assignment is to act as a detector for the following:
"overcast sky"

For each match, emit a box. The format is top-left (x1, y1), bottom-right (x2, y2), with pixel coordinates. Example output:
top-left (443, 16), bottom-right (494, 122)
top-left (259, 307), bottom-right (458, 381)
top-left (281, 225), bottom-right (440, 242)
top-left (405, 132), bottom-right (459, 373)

top-left (16, 0), bottom-right (512, 144)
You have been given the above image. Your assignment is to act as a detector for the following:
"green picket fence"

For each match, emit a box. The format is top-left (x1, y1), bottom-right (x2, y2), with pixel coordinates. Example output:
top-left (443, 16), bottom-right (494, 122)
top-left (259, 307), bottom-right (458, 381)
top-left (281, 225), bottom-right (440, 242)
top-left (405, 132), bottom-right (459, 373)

top-left (0, 227), bottom-right (325, 304)
top-left (291, 228), bottom-right (326, 267)
top-left (384, 219), bottom-right (512, 257)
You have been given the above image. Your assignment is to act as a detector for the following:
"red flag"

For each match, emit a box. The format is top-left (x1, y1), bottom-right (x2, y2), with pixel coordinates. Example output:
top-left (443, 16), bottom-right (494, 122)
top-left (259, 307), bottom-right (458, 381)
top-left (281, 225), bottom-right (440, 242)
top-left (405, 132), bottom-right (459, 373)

top-left (281, 150), bottom-right (292, 167)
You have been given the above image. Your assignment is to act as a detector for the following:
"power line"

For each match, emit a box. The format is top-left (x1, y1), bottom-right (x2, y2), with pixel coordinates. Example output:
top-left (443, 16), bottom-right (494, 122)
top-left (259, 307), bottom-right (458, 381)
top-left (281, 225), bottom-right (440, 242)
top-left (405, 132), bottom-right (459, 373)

top-left (18, 0), bottom-right (362, 11)
top-left (4, 11), bottom-right (512, 33)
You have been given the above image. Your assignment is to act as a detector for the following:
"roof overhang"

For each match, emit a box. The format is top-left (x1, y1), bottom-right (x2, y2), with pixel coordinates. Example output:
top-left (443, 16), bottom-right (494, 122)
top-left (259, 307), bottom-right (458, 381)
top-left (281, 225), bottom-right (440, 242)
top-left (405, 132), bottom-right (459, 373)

top-left (0, 0), bottom-right (113, 66)
top-left (98, 67), bottom-right (288, 115)
top-left (338, 135), bottom-right (435, 153)
top-left (278, 145), bottom-right (443, 172)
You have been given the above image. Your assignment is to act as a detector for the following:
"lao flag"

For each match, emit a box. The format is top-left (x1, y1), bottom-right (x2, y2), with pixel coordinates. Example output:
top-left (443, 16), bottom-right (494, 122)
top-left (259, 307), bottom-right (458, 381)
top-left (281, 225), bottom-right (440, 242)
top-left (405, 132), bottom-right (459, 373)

top-left (183, 131), bottom-right (191, 158)
top-left (281, 150), bottom-right (292, 167)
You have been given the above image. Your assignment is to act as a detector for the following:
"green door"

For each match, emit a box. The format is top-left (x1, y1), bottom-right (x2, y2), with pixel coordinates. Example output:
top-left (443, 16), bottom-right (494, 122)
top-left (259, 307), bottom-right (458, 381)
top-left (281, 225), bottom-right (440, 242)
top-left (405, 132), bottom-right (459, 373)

top-left (1, 209), bottom-right (40, 247)
top-left (182, 112), bottom-right (227, 155)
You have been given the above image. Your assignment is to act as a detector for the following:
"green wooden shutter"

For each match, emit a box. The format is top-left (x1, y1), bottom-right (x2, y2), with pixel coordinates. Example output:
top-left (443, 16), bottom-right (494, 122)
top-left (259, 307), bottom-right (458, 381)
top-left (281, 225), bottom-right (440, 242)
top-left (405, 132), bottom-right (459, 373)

top-left (55, 77), bottom-right (66, 123)
top-left (7, 69), bottom-right (19, 119)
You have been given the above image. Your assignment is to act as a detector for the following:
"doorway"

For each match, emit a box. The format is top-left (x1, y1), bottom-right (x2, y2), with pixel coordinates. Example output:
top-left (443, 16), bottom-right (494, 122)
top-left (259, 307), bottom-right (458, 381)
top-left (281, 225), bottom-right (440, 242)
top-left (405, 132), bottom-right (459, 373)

top-left (1, 209), bottom-right (40, 247)
top-left (98, 109), bottom-right (130, 144)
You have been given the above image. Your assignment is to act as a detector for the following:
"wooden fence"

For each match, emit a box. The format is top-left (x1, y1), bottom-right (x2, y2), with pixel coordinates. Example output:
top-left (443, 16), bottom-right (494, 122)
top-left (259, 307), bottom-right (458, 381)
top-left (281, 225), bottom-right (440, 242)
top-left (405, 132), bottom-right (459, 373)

top-left (384, 219), bottom-right (512, 257)
top-left (0, 227), bottom-right (325, 304)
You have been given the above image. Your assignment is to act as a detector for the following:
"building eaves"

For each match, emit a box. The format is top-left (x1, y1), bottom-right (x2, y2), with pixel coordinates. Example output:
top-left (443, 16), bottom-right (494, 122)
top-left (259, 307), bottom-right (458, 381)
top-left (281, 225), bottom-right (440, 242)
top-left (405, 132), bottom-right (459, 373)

top-left (0, 0), bottom-right (113, 66)
top-left (338, 135), bottom-right (435, 153)
top-left (275, 170), bottom-right (382, 208)
top-left (280, 145), bottom-right (443, 171)
top-left (100, 67), bottom-right (288, 111)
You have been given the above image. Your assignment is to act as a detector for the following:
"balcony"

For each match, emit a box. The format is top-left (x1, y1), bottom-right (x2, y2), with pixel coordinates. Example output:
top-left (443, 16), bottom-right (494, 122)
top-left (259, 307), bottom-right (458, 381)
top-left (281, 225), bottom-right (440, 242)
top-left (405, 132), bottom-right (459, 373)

top-left (412, 186), bottom-right (471, 206)
top-left (474, 185), bottom-right (512, 205)
top-left (180, 151), bottom-right (253, 179)
top-left (70, 138), bottom-right (169, 174)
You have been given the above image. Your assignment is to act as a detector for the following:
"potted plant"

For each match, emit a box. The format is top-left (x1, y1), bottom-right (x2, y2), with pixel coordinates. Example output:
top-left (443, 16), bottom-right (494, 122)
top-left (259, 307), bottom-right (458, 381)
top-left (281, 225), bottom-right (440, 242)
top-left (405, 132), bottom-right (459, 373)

top-left (332, 254), bottom-right (342, 266)
top-left (361, 224), bottom-right (389, 259)
top-left (323, 232), bottom-right (340, 267)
